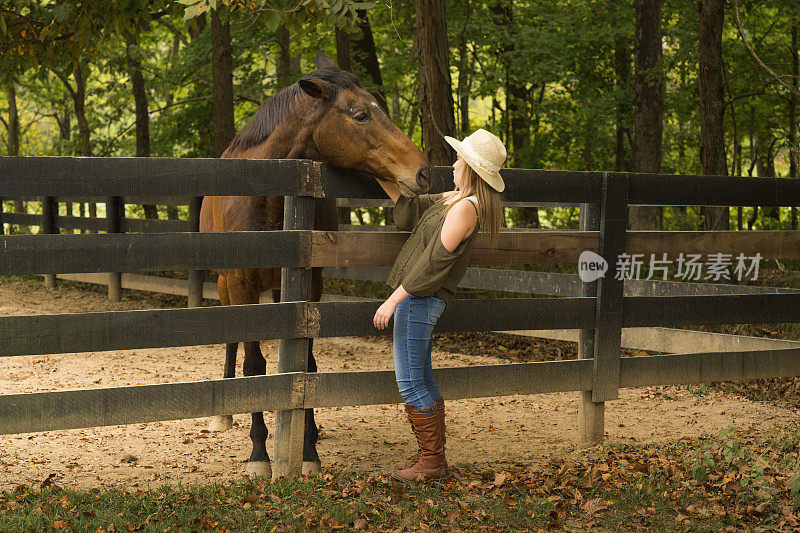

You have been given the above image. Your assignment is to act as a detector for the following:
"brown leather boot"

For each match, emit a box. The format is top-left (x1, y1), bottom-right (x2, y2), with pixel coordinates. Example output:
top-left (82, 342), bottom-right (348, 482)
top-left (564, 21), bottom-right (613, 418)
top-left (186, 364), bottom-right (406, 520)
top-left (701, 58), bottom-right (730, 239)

top-left (392, 402), bottom-right (447, 482)
top-left (394, 399), bottom-right (448, 472)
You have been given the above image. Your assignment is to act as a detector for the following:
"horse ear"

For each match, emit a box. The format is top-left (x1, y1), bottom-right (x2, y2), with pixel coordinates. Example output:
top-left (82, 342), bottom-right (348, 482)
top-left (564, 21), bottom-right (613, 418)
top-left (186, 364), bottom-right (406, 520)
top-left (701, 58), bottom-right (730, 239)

top-left (299, 76), bottom-right (334, 100)
top-left (316, 51), bottom-right (338, 70)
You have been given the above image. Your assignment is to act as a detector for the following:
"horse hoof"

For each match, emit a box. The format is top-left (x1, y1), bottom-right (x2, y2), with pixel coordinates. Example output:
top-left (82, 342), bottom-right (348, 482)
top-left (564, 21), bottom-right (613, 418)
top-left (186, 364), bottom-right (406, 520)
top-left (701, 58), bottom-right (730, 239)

top-left (245, 461), bottom-right (272, 478)
top-left (302, 461), bottom-right (322, 476)
top-left (209, 415), bottom-right (234, 432)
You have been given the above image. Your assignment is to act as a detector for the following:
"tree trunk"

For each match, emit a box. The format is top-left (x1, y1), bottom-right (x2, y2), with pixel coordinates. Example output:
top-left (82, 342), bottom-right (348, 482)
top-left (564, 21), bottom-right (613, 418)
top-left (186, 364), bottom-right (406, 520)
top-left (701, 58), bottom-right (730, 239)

top-left (698, 0), bottom-right (729, 230)
top-left (583, 127), bottom-right (593, 171)
top-left (731, 103), bottom-right (743, 229)
top-left (55, 106), bottom-right (71, 147)
top-left (72, 62), bottom-right (96, 227)
top-left (335, 27), bottom-right (352, 72)
top-left (188, 15), bottom-right (206, 40)
top-left (56, 104), bottom-right (71, 217)
top-left (629, 0), bottom-right (664, 231)
top-left (9, 84), bottom-right (23, 234)
top-left (211, 8), bottom-right (235, 158)
top-left (457, 0), bottom-right (472, 135)
top-left (128, 37), bottom-right (157, 220)
top-left (73, 63), bottom-right (91, 157)
top-left (187, 14), bottom-right (212, 155)
top-left (128, 39), bottom-right (150, 158)
top-left (414, 0), bottom-right (456, 164)
top-left (335, 27), bottom-right (353, 226)
top-left (6, 83), bottom-right (19, 156)
top-left (277, 27), bottom-right (293, 89)
top-left (165, 33), bottom-right (182, 110)
top-left (762, 139), bottom-right (780, 220)
top-left (492, 2), bottom-right (529, 164)
top-left (614, 35), bottom-right (633, 172)
top-left (791, 25), bottom-right (798, 230)
top-left (352, 10), bottom-right (388, 115)
top-left (747, 105), bottom-right (758, 230)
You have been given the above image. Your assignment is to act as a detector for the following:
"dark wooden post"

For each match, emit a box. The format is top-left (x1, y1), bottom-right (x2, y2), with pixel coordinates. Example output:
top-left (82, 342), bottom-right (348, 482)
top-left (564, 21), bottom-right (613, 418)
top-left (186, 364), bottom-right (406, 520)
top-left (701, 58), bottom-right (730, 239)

top-left (42, 196), bottom-right (57, 289)
top-left (273, 192), bottom-right (315, 478)
top-left (187, 197), bottom-right (205, 307)
top-left (591, 172), bottom-right (628, 405)
top-left (0, 196), bottom-right (4, 235)
top-left (577, 201), bottom-right (603, 447)
top-left (107, 196), bottom-right (122, 301)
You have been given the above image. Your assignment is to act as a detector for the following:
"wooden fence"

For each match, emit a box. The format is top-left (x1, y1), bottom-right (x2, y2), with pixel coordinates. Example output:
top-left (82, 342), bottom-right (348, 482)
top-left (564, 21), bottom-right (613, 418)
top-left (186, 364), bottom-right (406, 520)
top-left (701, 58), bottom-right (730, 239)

top-left (2, 156), bottom-right (800, 477)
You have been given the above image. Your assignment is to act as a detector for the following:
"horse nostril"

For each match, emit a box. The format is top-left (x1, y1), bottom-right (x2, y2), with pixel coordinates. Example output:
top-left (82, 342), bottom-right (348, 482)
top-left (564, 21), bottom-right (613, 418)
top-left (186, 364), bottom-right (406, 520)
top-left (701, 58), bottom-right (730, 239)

top-left (416, 164), bottom-right (432, 190)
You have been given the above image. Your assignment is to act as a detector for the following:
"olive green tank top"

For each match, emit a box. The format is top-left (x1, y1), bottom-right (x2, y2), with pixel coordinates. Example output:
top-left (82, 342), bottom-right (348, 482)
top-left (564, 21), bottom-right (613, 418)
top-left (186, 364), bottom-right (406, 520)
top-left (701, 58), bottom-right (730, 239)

top-left (385, 192), bottom-right (480, 306)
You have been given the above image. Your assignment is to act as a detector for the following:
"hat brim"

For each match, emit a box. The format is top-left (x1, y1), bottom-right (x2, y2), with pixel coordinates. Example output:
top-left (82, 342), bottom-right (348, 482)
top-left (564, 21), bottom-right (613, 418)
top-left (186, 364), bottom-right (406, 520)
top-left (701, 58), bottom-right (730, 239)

top-left (444, 136), bottom-right (505, 192)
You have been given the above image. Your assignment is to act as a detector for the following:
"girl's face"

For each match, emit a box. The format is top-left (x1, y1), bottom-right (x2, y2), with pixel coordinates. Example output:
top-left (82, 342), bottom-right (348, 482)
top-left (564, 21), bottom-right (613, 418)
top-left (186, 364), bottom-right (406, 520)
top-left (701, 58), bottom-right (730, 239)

top-left (452, 154), bottom-right (468, 190)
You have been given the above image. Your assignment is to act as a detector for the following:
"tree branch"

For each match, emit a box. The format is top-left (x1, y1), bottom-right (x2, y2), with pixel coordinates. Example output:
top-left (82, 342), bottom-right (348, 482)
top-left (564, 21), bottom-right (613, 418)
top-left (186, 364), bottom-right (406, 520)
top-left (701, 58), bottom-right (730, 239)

top-left (149, 96), bottom-right (211, 114)
top-left (725, 79), bottom-right (780, 107)
top-left (50, 68), bottom-right (78, 101)
top-left (732, 0), bottom-right (800, 97)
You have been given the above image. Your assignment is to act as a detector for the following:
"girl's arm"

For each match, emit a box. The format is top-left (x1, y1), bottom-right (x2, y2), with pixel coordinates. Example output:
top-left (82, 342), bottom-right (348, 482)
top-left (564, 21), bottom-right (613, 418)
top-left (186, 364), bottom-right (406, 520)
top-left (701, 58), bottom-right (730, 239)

top-left (373, 284), bottom-right (410, 329)
top-left (440, 199), bottom-right (478, 252)
top-left (388, 284), bottom-right (410, 306)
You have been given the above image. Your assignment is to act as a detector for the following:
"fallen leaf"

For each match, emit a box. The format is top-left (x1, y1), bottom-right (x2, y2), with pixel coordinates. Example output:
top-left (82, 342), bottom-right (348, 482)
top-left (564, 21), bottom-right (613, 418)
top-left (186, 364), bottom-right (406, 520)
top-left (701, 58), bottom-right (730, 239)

top-left (581, 497), bottom-right (608, 514)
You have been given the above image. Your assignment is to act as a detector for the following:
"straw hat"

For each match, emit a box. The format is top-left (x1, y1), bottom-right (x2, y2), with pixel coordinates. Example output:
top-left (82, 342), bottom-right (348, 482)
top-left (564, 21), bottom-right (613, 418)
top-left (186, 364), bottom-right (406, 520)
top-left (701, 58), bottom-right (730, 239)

top-left (444, 129), bottom-right (507, 192)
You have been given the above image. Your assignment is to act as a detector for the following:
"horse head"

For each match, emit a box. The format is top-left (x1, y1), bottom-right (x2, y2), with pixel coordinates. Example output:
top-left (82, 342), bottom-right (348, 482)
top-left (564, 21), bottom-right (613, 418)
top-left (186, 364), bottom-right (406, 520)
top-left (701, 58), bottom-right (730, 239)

top-left (296, 51), bottom-right (431, 197)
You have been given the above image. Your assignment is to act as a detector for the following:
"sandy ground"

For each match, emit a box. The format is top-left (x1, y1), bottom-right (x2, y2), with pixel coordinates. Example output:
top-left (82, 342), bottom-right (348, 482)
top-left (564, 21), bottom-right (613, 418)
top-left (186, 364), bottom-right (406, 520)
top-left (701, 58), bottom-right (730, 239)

top-left (0, 278), bottom-right (798, 491)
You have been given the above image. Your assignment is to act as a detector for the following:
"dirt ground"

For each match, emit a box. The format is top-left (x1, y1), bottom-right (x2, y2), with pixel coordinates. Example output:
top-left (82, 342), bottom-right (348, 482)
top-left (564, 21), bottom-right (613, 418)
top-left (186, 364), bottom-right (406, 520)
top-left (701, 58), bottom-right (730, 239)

top-left (0, 278), bottom-right (798, 492)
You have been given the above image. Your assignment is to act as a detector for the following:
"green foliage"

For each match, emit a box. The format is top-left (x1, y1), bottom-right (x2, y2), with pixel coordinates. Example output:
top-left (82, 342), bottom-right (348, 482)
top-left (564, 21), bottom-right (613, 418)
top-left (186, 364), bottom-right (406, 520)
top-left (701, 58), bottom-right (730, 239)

top-left (1, 0), bottom-right (799, 237)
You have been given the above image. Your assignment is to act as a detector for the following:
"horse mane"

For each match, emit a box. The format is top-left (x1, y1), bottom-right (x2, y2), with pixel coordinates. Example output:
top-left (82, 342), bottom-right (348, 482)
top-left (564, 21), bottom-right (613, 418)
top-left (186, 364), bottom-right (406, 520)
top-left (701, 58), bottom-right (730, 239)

top-left (225, 67), bottom-right (366, 154)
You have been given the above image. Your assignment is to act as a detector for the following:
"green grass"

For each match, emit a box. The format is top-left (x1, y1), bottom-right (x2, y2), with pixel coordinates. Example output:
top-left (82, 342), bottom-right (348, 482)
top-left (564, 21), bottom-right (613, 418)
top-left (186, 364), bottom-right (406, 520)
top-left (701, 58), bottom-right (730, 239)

top-left (0, 470), bottom-right (550, 532)
top-left (2, 429), bottom-right (796, 532)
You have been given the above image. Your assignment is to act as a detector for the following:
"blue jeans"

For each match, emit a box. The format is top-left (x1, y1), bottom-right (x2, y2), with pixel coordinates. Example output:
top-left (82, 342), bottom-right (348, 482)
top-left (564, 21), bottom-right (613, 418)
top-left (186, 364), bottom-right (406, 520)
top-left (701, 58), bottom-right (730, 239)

top-left (393, 294), bottom-right (447, 409)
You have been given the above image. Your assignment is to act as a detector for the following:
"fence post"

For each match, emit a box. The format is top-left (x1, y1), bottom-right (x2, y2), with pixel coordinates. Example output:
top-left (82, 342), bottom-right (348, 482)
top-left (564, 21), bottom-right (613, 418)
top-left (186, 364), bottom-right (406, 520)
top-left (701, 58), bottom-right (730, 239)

top-left (42, 196), bottom-right (57, 289)
top-left (107, 196), bottom-right (122, 302)
top-left (272, 190), bottom-right (315, 479)
top-left (0, 196), bottom-right (4, 235)
top-left (591, 172), bottom-right (628, 405)
top-left (187, 197), bottom-right (205, 307)
top-left (577, 201), bottom-right (603, 448)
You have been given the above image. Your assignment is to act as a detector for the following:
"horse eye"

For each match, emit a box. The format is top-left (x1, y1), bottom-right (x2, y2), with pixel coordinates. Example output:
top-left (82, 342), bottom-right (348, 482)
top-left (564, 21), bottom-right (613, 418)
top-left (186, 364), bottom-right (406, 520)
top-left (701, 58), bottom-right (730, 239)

top-left (354, 111), bottom-right (370, 122)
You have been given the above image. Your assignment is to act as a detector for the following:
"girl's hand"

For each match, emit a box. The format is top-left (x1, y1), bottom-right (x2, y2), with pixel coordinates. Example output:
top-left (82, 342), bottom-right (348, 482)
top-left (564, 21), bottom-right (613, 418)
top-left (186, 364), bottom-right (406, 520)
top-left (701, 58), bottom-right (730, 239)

top-left (373, 300), bottom-right (397, 329)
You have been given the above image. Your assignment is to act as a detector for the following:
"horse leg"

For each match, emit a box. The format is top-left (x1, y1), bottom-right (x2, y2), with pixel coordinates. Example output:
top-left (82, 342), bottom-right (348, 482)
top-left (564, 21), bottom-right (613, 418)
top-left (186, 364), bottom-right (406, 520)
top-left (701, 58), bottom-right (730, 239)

top-left (243, 339), bottom-right (271, 477)
top-left (222, 274), bottom-right (272, 477)
top-left (209, 274), bottom-right (236, 432)
top-left (302, 341), bottom-right (321, 475)
top-left (302, 265), bottom-right (324, 475)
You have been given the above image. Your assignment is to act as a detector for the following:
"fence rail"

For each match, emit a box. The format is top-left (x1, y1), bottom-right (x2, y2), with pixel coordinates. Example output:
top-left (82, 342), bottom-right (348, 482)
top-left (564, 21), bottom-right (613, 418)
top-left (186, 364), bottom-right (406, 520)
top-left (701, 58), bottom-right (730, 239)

top-left (3, 229), bottom-right (798, 275)
top-left (4, 346), bottom-right (800, 436)
top-left (2, 156), bottom-right (800, 478)
top-left (3, 156), bottom-right (800, 204)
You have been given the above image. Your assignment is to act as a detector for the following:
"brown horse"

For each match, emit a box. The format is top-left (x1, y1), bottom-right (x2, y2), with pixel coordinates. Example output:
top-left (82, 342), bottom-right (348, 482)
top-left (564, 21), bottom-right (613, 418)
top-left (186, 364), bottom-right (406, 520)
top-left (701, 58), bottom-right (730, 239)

top-left (199, 51), bottom-right (431, 477)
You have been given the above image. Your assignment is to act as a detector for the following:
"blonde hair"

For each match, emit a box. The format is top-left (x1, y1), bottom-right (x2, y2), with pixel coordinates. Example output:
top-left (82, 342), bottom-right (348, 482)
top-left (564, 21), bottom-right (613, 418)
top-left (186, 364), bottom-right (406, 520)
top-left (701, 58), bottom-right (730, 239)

top-left (437, 164), bottom-right (503, 248)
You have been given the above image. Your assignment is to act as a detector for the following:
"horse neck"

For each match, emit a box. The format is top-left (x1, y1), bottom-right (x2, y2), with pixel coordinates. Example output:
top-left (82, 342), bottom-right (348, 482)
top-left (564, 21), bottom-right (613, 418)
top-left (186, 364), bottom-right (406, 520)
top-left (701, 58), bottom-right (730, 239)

top-left (232, 103), bottom-right (320, 161)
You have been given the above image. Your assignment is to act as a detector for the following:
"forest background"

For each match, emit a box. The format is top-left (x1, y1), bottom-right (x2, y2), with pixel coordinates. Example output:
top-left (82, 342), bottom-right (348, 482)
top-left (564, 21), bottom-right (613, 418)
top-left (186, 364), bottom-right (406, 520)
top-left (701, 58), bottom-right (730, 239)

top-left (0, 0), bottom-right (799, 233)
